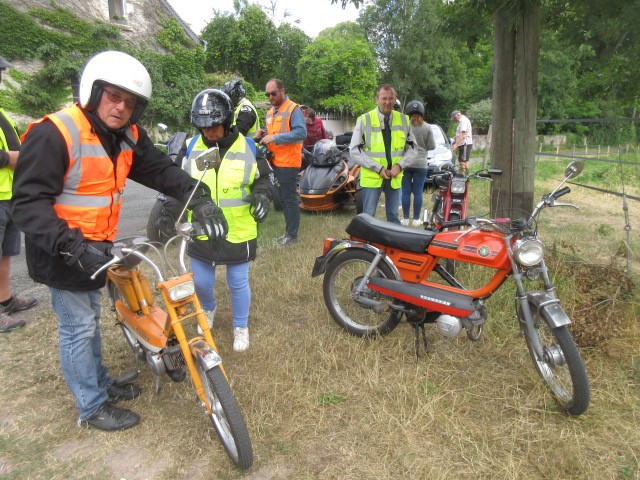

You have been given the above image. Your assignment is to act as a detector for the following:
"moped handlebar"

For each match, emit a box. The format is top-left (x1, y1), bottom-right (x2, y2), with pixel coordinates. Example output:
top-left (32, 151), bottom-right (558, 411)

top-left (552, 186), bottom-right (571, 200)
top-left (440, 217), bottom-right (472, 229)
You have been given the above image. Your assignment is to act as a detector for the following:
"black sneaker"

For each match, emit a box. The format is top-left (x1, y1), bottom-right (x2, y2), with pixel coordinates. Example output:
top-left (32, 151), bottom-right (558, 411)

top-left (2, 296), bottom-right (37, 315)
top-left (0, 313), bottom-right (25, 333)
top-left (107, 383), bottom-right (141, 403)
top-left (80, 402), bottom-right (140, 431)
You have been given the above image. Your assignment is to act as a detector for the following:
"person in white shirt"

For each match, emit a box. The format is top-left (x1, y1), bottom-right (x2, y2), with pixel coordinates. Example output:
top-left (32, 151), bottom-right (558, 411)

top-left (451, 110), bottom-right (472, 174)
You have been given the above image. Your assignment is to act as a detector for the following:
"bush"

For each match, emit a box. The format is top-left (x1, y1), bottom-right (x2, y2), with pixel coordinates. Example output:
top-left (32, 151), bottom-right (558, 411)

top-left (466, 98), bottom-right (491, 134)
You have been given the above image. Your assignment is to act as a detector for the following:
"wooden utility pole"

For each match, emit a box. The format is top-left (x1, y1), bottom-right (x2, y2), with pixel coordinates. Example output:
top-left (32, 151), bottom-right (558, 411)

top-left (490, 2), bottom-right (540, 214)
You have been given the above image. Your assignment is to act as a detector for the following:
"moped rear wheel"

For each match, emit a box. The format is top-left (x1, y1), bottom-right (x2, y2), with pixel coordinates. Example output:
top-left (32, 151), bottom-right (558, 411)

top-left (323, 249), bottom-right (401, 337)
top-left (193, 357), bottom-right (253, 470)
top-left (520, 308), bottom-right (590, 415)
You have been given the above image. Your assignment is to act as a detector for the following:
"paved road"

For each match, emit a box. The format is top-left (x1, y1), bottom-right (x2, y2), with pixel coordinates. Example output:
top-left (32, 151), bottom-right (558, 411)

top-left (11, 181), bottom-right (159, 318)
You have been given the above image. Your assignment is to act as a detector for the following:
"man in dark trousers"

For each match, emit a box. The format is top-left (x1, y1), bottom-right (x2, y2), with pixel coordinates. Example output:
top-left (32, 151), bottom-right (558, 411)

top-left (0, 55), bottom-right (37, 333)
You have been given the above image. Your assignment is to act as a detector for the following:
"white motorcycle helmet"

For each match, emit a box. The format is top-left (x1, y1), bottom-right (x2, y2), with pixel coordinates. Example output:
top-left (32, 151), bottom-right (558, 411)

top-left (79, 51), bottom-right (152, 125)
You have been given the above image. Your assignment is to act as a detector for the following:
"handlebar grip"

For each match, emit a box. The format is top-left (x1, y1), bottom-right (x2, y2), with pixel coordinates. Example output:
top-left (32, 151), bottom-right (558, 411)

top-left (553, 186), bottom-right (571, 199)
top-left (477, 173), bottom-right (492, 178)
top-left (441, 218), bottom-right (469, 229)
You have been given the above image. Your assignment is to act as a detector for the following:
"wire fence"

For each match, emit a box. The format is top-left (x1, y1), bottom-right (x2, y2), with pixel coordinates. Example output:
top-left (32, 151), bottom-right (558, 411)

top-left (534, 117), bottom-right (638, 276)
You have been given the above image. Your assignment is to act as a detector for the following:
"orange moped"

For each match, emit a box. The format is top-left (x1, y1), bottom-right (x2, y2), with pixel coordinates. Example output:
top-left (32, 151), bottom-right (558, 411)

top-left (94, 147), bottom-right (253, 469)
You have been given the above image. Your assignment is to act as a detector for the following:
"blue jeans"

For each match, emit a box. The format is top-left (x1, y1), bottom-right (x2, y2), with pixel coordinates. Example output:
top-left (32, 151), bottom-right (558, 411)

top-left (401, 168), bottom-right (428, 220)
top-left (190, 258), bottom-right (250, 329)
top-left (50, 288), bottom-right (110, 420)
top-left (360, 182), bottom-right (401, 224)
top-left (273, 166), bottom-right (300, 238)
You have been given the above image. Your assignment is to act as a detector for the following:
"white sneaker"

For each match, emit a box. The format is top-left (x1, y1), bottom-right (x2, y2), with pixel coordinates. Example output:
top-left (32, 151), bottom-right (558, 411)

top-left (400, 218), bottom-right (410, 226)
top-left (233, 327), bottom-right (249, 352)
top-left (412, 219), bottom-right (423, 227)
top-left (197, 308), bottom-right (216, 335)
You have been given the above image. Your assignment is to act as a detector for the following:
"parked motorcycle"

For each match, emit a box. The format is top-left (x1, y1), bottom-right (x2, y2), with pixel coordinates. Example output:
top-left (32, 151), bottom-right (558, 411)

top-left (95, 147), bottom-right (253, 469)
top-left (426, 162), bottom-right (502, 230)
top-left (311, 160), bottom-right (590, 415)
top-left (298, 135), bottom-right (362, 212)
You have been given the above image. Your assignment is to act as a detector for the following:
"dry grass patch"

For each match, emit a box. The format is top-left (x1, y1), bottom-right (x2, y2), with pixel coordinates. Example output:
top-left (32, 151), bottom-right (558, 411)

top-left (1, 161), bottom-right (639, 479)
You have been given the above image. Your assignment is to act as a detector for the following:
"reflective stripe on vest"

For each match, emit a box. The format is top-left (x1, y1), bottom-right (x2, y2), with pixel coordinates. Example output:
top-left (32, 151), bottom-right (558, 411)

top-left (234, 99), bottom-right (259, 136)
top-left (22, 105), bottom-right (137, 241)
top-left (0, 109), bottom-right (18, 200)
top-left (359, 109), bottom-right (409, 189)
top-left (186, 134), bottom-right (258, 242)
top-left (265, 98), bottom-right (303, 168)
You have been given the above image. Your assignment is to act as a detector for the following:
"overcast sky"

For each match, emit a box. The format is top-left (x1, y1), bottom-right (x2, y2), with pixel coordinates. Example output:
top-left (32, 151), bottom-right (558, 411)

top-left (167, 0), bottom-right (361, 38)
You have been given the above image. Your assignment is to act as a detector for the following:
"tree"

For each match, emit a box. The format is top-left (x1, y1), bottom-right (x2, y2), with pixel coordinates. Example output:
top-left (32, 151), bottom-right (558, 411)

top-left (201, 5), bottom-right (281, 88)
top-left (297, 22), bottom-right (377, 115)
top-left (357, 0), bottom-right (471, 126)
top-left (274, 23), bottom-right (311, 95)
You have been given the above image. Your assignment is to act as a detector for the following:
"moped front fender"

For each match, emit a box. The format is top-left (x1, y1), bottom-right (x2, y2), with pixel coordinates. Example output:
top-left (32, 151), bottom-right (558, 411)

top-left (526, 290), bottom-right (572, 328)
top-left (311, 240), bottom-right (402, 280)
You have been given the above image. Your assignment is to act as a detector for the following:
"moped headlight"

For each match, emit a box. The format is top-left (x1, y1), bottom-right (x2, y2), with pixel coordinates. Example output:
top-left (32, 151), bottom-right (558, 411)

top-left (450, 178), bottom-right (466, 194)
top-left (513, 238), bottom-right (544, 267)
top-left (168, 280), bottom-right (195, 301)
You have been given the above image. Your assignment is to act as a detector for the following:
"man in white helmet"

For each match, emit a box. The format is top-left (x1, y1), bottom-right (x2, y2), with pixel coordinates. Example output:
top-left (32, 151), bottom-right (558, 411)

top-left (12, 51), bottom-right (226, 432)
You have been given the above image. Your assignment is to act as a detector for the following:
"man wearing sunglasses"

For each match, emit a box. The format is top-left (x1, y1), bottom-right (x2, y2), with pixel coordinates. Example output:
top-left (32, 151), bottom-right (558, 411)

top-left (12, 51), bottom-right (224, 433)
top-left (255, 79), bottom-right (306, 247)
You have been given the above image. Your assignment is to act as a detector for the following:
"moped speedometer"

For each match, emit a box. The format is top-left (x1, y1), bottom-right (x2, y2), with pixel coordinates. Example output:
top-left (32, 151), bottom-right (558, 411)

top-left (513, 237), bottom-right (544, 266)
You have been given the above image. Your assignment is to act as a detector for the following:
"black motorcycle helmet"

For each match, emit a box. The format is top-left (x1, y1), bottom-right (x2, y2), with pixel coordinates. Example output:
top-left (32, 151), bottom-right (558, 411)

top-left (434, 161), bottom-right (456, 188)
top-left (190, 89), bottom-right (234, 132)
top-left (220, 78), bottom-right (246, 108)
top-left (405, 100), bottom-right (425, 118)
top-left (312, 139), bottom-right (341, 166)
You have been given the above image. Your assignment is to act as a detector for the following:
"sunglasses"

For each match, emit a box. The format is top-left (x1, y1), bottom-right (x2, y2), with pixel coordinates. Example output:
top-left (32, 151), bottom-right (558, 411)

top-left (264, 89), bottom-right (281, 98)
top-left (103, 88), bottom-right (138, 109)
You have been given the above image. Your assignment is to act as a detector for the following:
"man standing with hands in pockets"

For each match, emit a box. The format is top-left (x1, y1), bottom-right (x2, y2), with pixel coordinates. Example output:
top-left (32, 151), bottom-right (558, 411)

top-left (349, 84), bottom-right (418, 224)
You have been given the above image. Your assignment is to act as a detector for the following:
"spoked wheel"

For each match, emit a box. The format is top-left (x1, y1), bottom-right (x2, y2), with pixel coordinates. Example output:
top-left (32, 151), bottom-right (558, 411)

top-left (519, 305), bottom-right (590, 415)
top-left (193, 356), bottom-right (253, 470)
top-left (323, 249), bottom-right (401, 337)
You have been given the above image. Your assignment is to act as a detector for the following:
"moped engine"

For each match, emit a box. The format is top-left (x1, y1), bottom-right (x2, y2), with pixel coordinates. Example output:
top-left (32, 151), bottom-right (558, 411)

top-left (436, 314), bottom-right (463, 337)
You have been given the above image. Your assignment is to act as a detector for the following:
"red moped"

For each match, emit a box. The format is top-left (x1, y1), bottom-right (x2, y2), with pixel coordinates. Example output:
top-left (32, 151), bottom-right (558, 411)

top-left (312, 160), bottom-right (590, 416)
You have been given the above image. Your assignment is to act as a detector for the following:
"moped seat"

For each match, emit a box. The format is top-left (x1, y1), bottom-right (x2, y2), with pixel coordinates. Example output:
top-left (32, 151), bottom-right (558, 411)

top-left (346, 213), bottom-right (437, 254)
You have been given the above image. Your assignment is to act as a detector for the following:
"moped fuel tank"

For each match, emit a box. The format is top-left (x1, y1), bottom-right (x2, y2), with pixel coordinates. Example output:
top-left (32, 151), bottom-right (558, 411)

top-left (428, 230), bottom-right (510, 269)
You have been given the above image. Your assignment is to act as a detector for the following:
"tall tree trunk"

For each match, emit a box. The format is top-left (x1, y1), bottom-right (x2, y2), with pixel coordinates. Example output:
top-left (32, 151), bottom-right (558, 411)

top-left (512, 5), bottom-right (540, 214)
top-left (490, 7), bottom-right (515, 214)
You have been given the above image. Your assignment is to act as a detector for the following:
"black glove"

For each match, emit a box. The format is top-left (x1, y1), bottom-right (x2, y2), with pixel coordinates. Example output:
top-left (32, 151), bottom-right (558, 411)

top-left (190, 195), bottom-right (228, 240)
top-left (243, 192), bottom-right (270, 223)
top-left (60, 240), bottom-right (113, 275)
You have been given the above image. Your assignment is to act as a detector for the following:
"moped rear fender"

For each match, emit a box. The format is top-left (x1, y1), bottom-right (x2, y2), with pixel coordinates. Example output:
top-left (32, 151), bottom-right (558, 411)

top-left (526, 290), bottom-right (571, 328)
top-left (311, 240), bottom-right (401, 280)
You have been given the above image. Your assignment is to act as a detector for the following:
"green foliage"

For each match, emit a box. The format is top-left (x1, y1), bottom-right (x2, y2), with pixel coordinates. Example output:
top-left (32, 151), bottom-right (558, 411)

top-left (201, 5), bottom-right (281, 90)
top-left (274, 23), bottom-right (311, 95)
top-left (298, 23), bottom-right (376, 115)
top-left (466, 98), bottom-right (491, 134)
top-left (358, 0), bottom-right (470, 126)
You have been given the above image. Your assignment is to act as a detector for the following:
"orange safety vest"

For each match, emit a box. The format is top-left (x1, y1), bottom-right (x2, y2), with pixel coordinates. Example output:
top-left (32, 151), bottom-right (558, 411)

top-left (265, 98), bottom-right (303, 168)
top-left (22, 105), bottom-right (137, 241)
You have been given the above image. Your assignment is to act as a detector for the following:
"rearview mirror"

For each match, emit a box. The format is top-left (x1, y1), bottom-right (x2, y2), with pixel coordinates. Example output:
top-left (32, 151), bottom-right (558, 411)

top-left (195, 147), bottom-right (221, 171)
top-left (157, 123), bottom-right (168, 134)
top-left (565, 160), bottom-right (584, 180)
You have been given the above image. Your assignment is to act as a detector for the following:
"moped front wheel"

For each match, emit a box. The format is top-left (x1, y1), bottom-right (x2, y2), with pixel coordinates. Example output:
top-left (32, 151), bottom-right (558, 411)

top-left (323, 249), bottom-right (401, 337)
top-left (520, 308), bottom-right (590, 415)
top-left (193, 357), bottom-right (253, 470)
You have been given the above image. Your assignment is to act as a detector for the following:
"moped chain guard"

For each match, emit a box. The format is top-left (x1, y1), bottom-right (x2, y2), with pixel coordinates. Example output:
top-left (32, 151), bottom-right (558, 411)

top-left (368, 277), bottom-right (476, 317)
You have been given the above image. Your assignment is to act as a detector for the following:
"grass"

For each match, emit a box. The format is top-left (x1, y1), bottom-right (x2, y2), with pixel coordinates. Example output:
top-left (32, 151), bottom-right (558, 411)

top-left (0, 160), bottom-right (638, 479)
